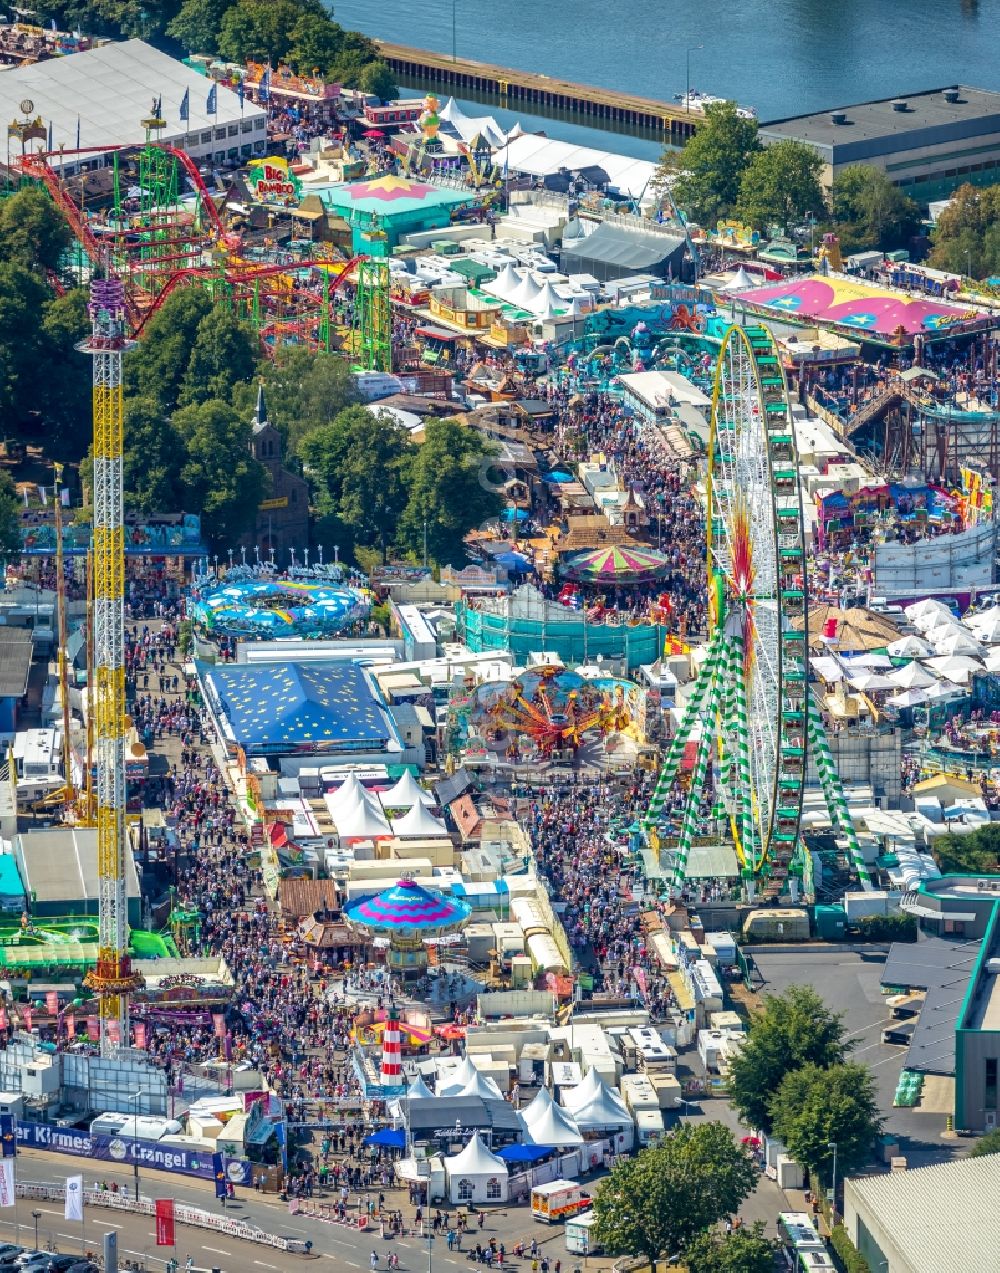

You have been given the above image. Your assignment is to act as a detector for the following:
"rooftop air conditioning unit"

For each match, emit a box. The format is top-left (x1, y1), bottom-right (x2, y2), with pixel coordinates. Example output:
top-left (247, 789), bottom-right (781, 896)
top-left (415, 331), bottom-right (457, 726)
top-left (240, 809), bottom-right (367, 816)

top-left (830, 111), bottom-right (848, 125)
top-left (891, 99), bottom-right (909, 112)
top-left (943, 88), bottom-right (962, 104)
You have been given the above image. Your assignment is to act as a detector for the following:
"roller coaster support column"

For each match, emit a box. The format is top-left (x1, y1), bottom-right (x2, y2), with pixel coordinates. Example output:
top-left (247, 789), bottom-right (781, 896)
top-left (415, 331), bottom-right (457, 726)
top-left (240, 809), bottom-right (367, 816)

top-left (670, 662), bottom-right (723, 892)
top-left (807, 693), bottom-right (872, 891)
top-left (643, 628), bottom-right (724, 830)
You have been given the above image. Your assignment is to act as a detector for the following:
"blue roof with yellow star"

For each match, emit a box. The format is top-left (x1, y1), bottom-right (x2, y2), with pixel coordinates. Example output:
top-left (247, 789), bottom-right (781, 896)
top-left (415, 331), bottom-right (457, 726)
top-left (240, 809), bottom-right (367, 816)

top-left (198, 661), bottom-right (396, 756)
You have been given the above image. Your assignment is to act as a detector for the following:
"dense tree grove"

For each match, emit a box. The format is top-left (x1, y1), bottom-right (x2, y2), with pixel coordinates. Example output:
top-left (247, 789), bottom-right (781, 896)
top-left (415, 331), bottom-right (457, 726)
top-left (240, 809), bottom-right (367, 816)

top-left (928, 182), bottom-right (1000, 277)
top-left (660, 104), bottom-right (919, 254)
top-left (590, 1123), bottom-right (758, 1267)
top-left (30, 0), bottom-right (396, 94)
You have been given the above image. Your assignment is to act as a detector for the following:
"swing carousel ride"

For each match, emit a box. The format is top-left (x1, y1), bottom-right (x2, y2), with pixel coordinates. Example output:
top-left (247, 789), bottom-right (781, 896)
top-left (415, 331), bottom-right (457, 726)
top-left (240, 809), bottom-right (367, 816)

top-left (642, 323), bottom-right (873, 898)
top-left (470, 665), bottom-right (639, 762)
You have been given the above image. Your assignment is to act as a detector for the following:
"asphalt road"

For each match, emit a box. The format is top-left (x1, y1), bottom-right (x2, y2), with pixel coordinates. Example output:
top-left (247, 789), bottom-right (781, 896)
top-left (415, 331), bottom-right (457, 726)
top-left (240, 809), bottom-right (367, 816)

top-left (4, 1152), bottom-right (578, 1273)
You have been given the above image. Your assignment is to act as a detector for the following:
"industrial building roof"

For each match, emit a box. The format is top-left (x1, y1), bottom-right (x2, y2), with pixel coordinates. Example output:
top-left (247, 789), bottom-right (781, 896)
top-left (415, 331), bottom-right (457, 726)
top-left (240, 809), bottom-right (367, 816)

top-left (0, 39), bottom-right (263, 154)
top-left (0, 631), bottom-right (32, 700)
top-left (881, 936), bottom-right (983, 1075)
top-left (846, 1156), bottom-right (1000, 1273)
top-left (14, 827), bottom-right (140, 904)
top-left (760, 85), bottom-right (1000, 159)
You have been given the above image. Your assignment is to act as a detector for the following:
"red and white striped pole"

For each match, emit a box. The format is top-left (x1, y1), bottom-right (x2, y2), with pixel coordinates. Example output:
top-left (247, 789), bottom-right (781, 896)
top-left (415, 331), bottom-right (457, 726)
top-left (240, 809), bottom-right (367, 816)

top-left (380, 1015), bottom-right (402, 1086)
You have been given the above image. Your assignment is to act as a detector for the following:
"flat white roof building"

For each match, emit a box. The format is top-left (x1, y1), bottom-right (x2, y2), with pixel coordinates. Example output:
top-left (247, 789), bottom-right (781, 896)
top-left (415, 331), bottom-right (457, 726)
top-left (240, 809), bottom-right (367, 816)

top-left (0, 39), bottom-right (266, 173)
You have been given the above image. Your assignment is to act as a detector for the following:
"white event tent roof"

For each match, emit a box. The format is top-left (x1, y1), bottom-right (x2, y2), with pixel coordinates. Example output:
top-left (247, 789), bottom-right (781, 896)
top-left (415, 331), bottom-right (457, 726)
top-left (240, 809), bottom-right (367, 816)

top-left (0, 39), bottom-right (265, 162)
top-left (491, 133), bottom-right (658, 200)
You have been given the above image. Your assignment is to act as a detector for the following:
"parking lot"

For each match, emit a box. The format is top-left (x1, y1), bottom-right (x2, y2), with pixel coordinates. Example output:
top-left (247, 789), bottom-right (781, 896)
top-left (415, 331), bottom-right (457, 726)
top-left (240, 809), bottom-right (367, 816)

top-left (746, 944), bottom-right (957, 1167)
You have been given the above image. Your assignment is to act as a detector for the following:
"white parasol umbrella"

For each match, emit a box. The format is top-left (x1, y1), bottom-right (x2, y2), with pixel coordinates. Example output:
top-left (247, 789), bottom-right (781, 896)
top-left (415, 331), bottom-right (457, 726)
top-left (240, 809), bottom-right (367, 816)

top-left (887, 635), bottom-right (932, 659)
top-left (888, 661), bottom-right (938, 689)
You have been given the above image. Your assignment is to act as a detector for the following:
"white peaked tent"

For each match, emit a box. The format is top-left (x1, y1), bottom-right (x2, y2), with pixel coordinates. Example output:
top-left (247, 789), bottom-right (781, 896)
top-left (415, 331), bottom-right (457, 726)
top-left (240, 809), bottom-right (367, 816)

top-left (508, 271), bottom-right (543, 311)
top-left (392, 802), bottom-right (449, 838)
top-left (440, 97), bottom-right (469, 128)
top-left (534, 280), bottom-right (569, 319)
top-left (405, 1073), bottom-right (435, 1101)
top-left (437, 1055), bottom-right (479, 1097)
top-left (523, 1100), bottom-right (584, 1148)
top-left (328, 771), bottom-right (367, 811)
top-left (723, 266), bottom-right (754, 292)
top-left (382, 769), bottom-right (435, 809)
top-left (562, 1069), bottom-right (634, 1150)
top-left (444, 1134), bottom-right (509, 1204)
top-left (457, 1069), bottom-right (504, 1101)
top-left (335, 794), bottom-right (392, 838)
top-left (520, 1085), bottom-right (555, 1125)
top-left (487, 262), bottom-right (521, 301)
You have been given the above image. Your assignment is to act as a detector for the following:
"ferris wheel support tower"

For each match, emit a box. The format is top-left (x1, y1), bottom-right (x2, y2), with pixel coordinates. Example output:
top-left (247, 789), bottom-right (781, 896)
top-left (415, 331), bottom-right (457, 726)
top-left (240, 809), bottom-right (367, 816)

top-left (79, 277), bottom-right (143, 1054)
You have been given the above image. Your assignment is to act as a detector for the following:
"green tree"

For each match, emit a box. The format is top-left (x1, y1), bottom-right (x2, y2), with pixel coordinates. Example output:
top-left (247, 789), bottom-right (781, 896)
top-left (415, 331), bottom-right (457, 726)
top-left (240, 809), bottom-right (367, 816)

top-left (217, 0), bottom-right (326, 64)
top-left (173, 398), bottom-right (265, 546)
top-left (590, 1123), bottom-right (757, 1268)
top-left (683, 1222), bottom-right (778, 1273)
top-left (38, 288), bottom-right (93, 460)
top-left (932, 822), bottom-right (1000, 875)
top-left (770, 1062), bottom-right (882, 1183)
top-left (929, 182), bottom-right (1000, 277)
top-left (286, 13), bottom-right (348, 74)
top-left (0, 263), bottom-right (51, 428)
top-left (358, 60), bottom-right (397, 100)
top-left (0, 470), bottom-right (22, 566)
top-left (831, 165), bottom-right (921, 253)
top-left (0, 186), bottom-right (71, 272)
top-left (301, 405), bottom-right (412, 559)
top-left (736, 139), bottom-right (825, 231)
top-left (970, 1128), bottom-right (1000, 1157)
top-left (166, 0), bottom-right (231, 52)
top-left (232, 346), bottom-right (357, 454)
top-left (122, 397), bottom-right (184, 514)
top-left (728, 986), bottom-right (850, 1133)
top-left (179, 310), bottom-right (257, 407)
top-left (126, 287), bottom-right (214, 412)
top-left (328, 30), bottom-right (385, 88)
top-left (664, 101), bottom-right (759, 226)
top-left (399, 419), bottom-right (502, 565)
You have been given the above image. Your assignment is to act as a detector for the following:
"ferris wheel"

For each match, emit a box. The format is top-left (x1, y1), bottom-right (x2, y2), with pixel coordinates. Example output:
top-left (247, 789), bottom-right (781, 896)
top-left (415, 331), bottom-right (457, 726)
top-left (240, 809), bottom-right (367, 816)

top-left (644, 323), bottom-right (872, 895)
top-left (706, 325), bottom-right (809, 874)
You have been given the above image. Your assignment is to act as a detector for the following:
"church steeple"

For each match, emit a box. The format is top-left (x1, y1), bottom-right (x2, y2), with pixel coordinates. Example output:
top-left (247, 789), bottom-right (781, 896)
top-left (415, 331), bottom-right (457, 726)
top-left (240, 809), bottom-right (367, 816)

top-left (254, 381), bottom-right (267, 428)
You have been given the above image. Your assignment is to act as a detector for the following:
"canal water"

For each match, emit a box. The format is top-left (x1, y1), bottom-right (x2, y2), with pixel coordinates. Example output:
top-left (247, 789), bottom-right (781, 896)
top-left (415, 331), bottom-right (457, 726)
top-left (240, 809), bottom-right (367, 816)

top-left (333, 0), bottom-right (1000, 155)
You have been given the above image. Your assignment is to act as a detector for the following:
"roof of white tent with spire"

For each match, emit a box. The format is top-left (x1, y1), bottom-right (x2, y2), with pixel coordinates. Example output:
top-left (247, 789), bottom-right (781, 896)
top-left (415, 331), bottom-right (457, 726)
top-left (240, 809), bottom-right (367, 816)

top-left (457, 1069), bottom-right (504, 1101)
top-left (523, 1100), bottom-right (584, 1147)
top-left (561, 1067), bottom-right (630, 1124)
top-left (405, 1073), bottom-right (435, 1101)
top-left (444, 1133), bottom-right (508, 1176)
top-left (520, 1085), bottom-right (554, 1125)
top-left (392, 801), bottom-right (449, 838)
top-left (382, 769), bottom-right (435, 808)
top-left (437, 1055), bottom-right (478, 1096)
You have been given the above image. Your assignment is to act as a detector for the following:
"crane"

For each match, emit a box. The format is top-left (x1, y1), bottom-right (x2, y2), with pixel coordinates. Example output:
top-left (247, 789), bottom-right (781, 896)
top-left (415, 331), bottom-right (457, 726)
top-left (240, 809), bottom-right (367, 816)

top-left (52, 461), bottom-right (74, 811)
top-left (79, 277), bottom-right (142, 1053)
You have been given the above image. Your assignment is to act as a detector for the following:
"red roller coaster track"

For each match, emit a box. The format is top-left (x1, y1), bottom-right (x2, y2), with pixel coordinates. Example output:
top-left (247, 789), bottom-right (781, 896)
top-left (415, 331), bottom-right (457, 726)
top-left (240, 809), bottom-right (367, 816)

top-left (16, 143), bottom-right (364, 343)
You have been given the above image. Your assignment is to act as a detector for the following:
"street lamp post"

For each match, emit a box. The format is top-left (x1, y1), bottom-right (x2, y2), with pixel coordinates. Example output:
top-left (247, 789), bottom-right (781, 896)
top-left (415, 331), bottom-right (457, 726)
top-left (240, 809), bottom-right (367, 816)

top-left (128, 1089), bottom-right (143, 1200)
top-left (685, 45), bottom-right (703, 113)
top-left (32, 1210), bottom-right (40, 1251)
top-left (828, 1141), bottom-right (838, 1223)
top-left (451, 0), bottom-right (457, 62)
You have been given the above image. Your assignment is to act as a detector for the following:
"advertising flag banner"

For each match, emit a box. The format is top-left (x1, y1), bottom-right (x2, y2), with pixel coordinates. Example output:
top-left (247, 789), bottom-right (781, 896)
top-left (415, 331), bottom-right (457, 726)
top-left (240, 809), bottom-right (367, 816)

top-left (212, 1152), bottom-right (227, 1199)
top-left (0, 1159), bottom-right (13, 1207)
top-left (64, 1174), bottom-right (84, 1221)
top-left (155, 1198), bottom-right (175, 1246)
